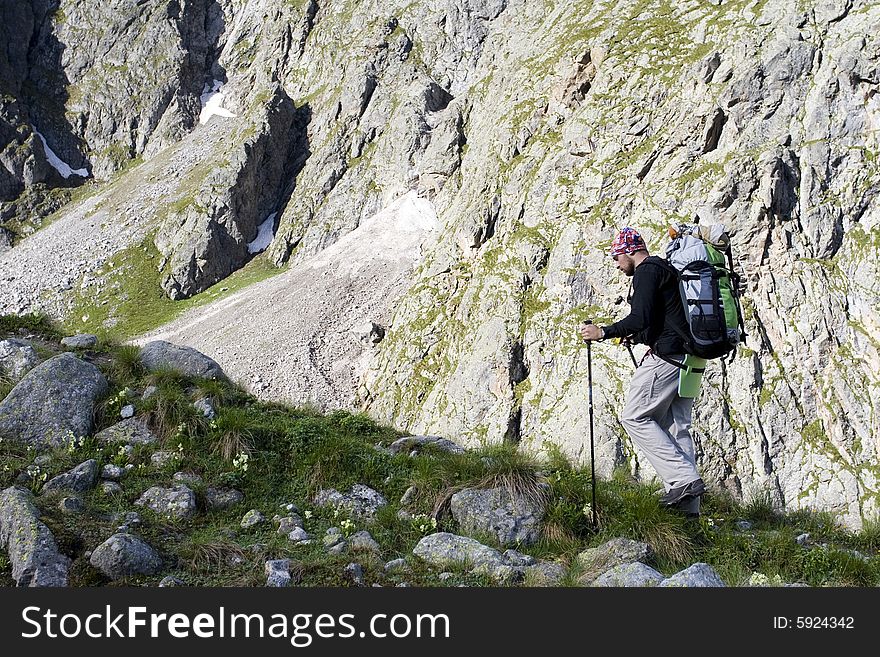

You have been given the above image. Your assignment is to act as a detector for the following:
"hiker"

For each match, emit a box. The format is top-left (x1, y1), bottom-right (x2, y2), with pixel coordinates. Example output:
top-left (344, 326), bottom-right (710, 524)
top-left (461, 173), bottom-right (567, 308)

top-left (580, 227), bottom-right (705, 517)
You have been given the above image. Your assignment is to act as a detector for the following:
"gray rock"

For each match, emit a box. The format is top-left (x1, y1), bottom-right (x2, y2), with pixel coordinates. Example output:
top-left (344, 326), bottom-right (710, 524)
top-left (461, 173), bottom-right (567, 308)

top-left (142, 386), bottom-right (158, 401)
top-left (120, 404), bottom-right (135, 419)
top-left (450, 486), bottom-right (545, 546)
top-left (0, 339), bottom-right (38, 381)
top-left (344, 562), bottom-right (365, 585)
top-left (42, 459), bottom-right (98, 493)
top-left (287, 527), bottom-right (310, 542)
top-left (265, 559), bottom-right (290, 587)
top-left (313, 484), bottom-right (388, 519)
top-left (115, 511), bottom-right (142, 533)
top-left (592, 562), bottom-right (666, 587)
top-left (59, 496), bottom-right (84, 514)
top-left (400, 485), bottom-right (417, 505)
top-left (159, 576), bottom-right (186, 587)
top-left (388, 435), bottom-right (465, 455)
top-left (503, 549), bottom-right (537, 567)
top-left (0, 353), bottom-right (108, 447)
top-left (205, 487), bottom-right (244, 510)
top-left (735, 520), bottom-right (753, 531)
top-left (172, 471), bottom-right (202, 485)
top-left (33, 454), bottom-right (51, 466)
top-left (348, 530), bottom-right (381, 554)
top-left (139, 341), bottom-right (226, 380)
top-left (241, 509), bottom-right (266, 528)
top-left (327, 542), bottom-right (348, 555)
top-left (101, 481), bottom-right (123, 495)
top-left (193, 397), bottom-right (216, 419)
top-left (61, 334), bottom-right (98, 349)
top-left (576, 538), bottom-right (654, 584)
top-left (323, 529), bottom-right (344, 547)
top-left (796, 533), bottom-right (810, 546)
top-left (276, 514), bottom-right (304, 534)
top-left (524, 561), bottom-right (567, 587)
top-left (89, 533), bottom-right (162, 580)
top-left (101, 464), bottom-right (125, 480)
top-left (412, 532), bottom-right (516, 583)
top-left (660, 563), bottom-right (726, 587)
top-left (0, 486), bottom-right (71, 586)
top-left (135, 485), bottom-right (197, 519)
top-left (96, 418), bottom-right (158, 445)
top-left (384, 558), bottom-right (407, 572)
top-left (151, 451), bottom-right (174, 467)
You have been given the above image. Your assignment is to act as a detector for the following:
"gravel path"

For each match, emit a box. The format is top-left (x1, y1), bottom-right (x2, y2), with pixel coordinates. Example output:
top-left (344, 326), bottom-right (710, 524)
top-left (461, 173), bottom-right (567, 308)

top-left (133, 192), bottom-right (440, 411)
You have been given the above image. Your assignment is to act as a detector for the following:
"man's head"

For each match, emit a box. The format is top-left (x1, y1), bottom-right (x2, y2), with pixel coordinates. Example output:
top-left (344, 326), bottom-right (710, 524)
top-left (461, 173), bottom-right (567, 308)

top-left (610, 227), bottom-right (648, 276)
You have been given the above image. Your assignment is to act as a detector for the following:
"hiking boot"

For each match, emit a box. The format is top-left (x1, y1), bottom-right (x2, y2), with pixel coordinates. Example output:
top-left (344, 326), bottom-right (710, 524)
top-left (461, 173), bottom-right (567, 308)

top-left (671, 494), bottom-right (701, 519)
top-left (659, 479), bottom-right (705, 507)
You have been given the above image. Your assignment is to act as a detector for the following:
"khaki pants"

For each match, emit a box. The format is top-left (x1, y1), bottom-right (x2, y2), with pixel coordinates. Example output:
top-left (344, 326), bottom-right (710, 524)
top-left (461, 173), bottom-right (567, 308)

top-left (620, 353), bottom-right (700, 492)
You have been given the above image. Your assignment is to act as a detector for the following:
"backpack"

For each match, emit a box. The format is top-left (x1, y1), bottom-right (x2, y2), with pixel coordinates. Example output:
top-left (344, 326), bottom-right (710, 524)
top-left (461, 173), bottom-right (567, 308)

top-left (664, 223), bottom-right (747, 360)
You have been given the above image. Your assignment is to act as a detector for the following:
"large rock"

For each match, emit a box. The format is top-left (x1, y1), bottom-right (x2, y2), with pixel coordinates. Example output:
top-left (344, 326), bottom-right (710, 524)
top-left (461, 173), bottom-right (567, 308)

top-left (0, 486), bottom-right (71, 586)
top-left (42, 459), bottom-right (98, 494)
top-left (0, 353), bottom-right (108, 447)
top-left (388, 435), bottom-right (465, 455)
top-left (138, 341), bottom-right (226, 380)
top-left (0, 339), bottom-right (38, 382)
top-left (412, 532), bottom-right (517, 583)
top-left (95, 418), bottom-right (159, 445)
top-left (592, 562), bottom-right (666, 587)
top-left (450, 486), bottom-right (545, 546)
top-left (205, 487), bottom-right (244, 510)
top-left (89, 533), bottom-right (162, 580)
top-left (61, 334), bottom-right (97, 349)
top-left (576, 538), bottom-right (654, 585)
top-left (313, 484), bottom-right (388, 519)
top-left (135, 485), bottom-right (197, 520)
top-left (660, 563), bottom-right (727, 587)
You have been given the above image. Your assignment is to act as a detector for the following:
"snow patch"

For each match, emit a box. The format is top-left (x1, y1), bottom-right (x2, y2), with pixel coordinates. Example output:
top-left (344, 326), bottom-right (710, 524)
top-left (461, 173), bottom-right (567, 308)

top-left (33, 130), bottom-right (89, 179)
top-left (248, 213), bottom-right (277, 254)
top-left (199, 80), bottom-right (238, 125)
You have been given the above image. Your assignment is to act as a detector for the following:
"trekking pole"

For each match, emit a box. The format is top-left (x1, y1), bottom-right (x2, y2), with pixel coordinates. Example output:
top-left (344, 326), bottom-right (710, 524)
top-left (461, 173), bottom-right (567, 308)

top-left (583, 320), bottom-right (599, 526)
top-left (623, 339), bottom-right (638, 368)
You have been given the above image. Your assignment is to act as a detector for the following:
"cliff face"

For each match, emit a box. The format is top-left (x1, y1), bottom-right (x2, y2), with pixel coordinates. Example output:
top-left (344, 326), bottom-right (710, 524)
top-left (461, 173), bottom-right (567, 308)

top-left (0, 0), bottom-right (878, 527)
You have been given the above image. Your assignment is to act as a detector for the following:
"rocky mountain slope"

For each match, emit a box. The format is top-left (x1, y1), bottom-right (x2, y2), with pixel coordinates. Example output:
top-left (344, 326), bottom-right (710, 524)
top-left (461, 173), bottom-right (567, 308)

top-left (1, 0), bottom-right (879, 528)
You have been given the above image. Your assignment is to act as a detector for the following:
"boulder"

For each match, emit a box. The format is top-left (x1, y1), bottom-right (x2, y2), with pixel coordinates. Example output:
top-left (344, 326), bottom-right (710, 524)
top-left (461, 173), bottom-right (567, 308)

top-left (265, 559), bottom-right (291, 587)
top-left (0, 338), bottom-right (38, 382)
top-left (193, 397), bottom-right (216, 419)
top-left (101, 464), bottom-right (126, 480)
top-left (205, 487), bottom-right (244, 510)
top-left (576, 538), bottom-right (654, 585)
top-left (412, 532), bottom-right (517, 583)
top-left (61, 334), bottom-right (98, 349)
top-left (42, 459), bottom-right (98, 493)
top-left (313, 484), bottom-right (387, 519)
top-left (592, 562), bottom-right (666, 587)
top-left (348, 530), bottom-right (381, 554)
top-left (135, 485), bottom-right (197, 519)
top-left (139, 341), bottom-right (226, 380)
top-left (523, 561), bottom-right (567, 587)
top-left (0, 486), bottom-right (71, 586)
top-left (89, 533), bottom-right (162, 580)
top-left (241, 509), bottom-right (266, 528)
top-left (450, 486), bottom-right (545, 546)
top-left (0, 353), bottom-right (108, 447)
top-left (660, 563), bottom-right (726, 587)
top-left (96, 418), bottom-right (158, 445)
top-left (388, 435), bottom-right (465, 455)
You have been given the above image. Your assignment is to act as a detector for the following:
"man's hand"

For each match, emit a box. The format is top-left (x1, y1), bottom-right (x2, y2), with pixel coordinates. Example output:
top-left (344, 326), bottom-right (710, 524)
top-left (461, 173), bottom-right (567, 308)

top-left (580, 323), bottom-right (604, 341)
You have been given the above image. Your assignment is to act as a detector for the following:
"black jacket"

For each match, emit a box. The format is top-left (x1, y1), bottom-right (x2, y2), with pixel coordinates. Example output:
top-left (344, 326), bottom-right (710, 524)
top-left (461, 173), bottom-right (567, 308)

top-left (601, 256), bottom-right (688, 356)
